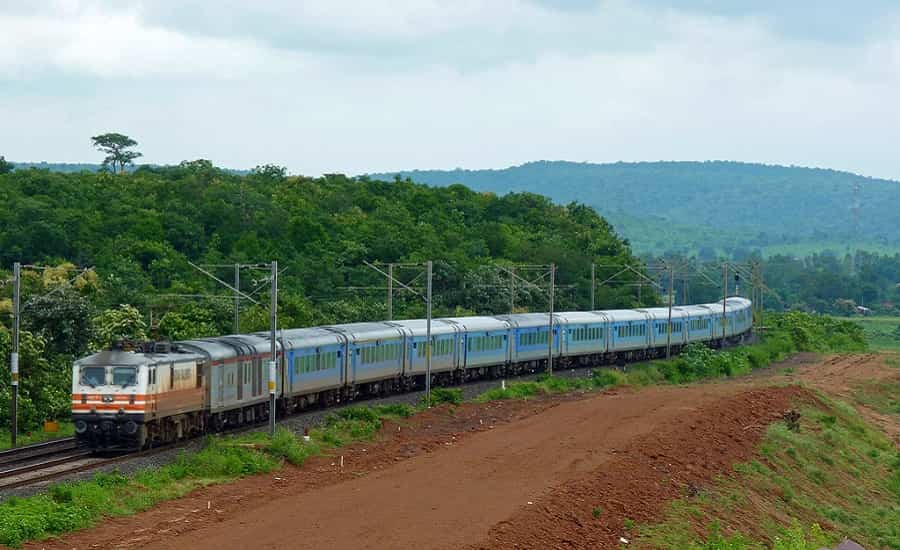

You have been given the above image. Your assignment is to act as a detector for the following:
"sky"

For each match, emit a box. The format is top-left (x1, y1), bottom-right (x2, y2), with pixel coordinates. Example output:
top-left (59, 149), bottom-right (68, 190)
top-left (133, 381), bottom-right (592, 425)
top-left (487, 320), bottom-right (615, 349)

top-left (2, 1), bottom-right (900, 179)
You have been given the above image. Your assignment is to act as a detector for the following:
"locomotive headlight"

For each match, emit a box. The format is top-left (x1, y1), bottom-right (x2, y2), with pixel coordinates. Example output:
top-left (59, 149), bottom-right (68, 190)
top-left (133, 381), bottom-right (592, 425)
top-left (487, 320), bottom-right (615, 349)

top-left (75, 420), bottom-right (88, 434)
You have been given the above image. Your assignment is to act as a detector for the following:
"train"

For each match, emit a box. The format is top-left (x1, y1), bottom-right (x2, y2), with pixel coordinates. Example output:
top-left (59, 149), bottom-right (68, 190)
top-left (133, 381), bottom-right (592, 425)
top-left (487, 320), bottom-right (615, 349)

top-left (71, 297), bottom-right (752, 450)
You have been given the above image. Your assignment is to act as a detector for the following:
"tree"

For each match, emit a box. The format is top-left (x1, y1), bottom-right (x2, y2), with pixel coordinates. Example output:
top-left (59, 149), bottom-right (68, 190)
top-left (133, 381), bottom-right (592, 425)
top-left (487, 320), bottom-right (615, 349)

top-left (158, 304), bottom-right (218, 341)
top-left (0, 156), bottom-right (12, 175)
top-left (91, 133), bottom-right (142, 174)
top-left (91, 305), bottom-right (147, 350)
top-left (24, 290), bottom-right (95, 357)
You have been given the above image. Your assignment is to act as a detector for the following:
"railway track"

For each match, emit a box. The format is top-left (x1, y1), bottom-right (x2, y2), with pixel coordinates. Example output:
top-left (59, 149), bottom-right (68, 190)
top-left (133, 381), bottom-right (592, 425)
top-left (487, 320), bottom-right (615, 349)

top-left (0, 438), bottom-right (103, 491)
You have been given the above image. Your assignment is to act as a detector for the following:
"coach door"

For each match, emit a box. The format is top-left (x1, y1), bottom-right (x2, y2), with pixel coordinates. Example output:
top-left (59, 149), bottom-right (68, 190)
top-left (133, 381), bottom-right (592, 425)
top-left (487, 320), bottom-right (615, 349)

top-left (252, 357), bottom-right (260, 397)
top-left (216, 365), bottom-right (224, 408)
top-left (148, 366), bottom-right (158, 414)
top-left (236, 360), bottom-right (243, 401)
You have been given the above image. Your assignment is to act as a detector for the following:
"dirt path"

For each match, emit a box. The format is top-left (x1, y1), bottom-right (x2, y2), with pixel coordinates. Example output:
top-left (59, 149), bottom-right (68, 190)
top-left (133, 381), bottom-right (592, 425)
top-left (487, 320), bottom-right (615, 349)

top-left (24, 354), bottom-right (897, 550)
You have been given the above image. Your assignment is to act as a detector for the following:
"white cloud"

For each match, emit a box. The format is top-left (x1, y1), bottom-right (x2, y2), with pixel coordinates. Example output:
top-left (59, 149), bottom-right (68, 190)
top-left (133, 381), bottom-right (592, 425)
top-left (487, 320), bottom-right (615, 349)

top-left (0, 0), bottom-right (899, 180)
top-left (0, 7), bottom-right (317, 80)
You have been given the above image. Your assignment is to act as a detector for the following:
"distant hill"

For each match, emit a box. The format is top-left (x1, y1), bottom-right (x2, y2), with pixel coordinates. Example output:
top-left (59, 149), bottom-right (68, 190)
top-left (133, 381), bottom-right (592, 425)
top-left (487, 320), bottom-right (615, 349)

top-left (11, 162), bottom-right (107, 173)
top-left (369, 161), bottom-right (900, 258)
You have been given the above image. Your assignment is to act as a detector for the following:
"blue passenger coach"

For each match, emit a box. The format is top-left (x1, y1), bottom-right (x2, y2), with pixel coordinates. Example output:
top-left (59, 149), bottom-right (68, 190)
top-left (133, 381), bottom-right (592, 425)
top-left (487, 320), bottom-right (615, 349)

top-left (72, 297), bottom-right (753, 450)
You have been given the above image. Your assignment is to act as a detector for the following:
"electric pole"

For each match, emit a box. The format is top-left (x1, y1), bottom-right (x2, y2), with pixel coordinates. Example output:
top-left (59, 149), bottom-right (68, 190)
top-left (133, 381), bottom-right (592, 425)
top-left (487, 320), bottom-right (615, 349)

top-left (509, 265), bottom-right (515, 314)
top-left (359, 261), bottom-right (433, 405)
top-left (590, 262), bottom-right (595, 310)
top-left (268, 260), bottom-right (278, 436)
top-left (387, 263), bottom-right (394, 321)
top-left (233, 263), bottom-right (240, 334)
top-left (547, 263), bottom-right (555, 375)
top-left (11, 262), bottom-right (20, 448)
top-left (666, 265), bottom-right (674, 359)
top-left (722, 261), bottom-right (728, 346)
top-left (425, 260), bottom-right (433, 408)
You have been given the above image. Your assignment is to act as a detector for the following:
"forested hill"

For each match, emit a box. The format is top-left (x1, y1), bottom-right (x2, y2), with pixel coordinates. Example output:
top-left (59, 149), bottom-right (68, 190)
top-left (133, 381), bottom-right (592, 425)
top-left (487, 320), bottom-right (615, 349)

top-left (0, 162), bottom-right (645, 335)
top-left (370, 161), bottom-right (900, 257)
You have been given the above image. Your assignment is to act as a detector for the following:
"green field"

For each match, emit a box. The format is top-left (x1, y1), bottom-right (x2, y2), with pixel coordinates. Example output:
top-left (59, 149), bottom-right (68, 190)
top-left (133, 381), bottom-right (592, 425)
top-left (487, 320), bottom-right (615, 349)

top-left (835, 316), bottom-right (900, 351)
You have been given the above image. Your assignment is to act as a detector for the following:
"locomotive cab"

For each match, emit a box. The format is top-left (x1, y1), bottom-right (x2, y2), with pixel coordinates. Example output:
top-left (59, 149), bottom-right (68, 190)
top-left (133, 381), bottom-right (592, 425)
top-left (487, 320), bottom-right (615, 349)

top-left (71, 350), bottom-right (150, 451)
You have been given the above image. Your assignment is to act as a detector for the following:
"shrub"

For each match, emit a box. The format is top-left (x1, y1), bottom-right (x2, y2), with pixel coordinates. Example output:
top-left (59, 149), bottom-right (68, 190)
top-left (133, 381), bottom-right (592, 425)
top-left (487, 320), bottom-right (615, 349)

top-left (592, 368), bottom-right (627, 388)
top-left (373, 403), bottom-right (415, 418)
top-left (423, 387), bottom-right (463, 407)
top-left (335, 406), bottom-right (381, 424)
top-left (267, 427), bottom-right (315, 466)
top-left (477, 381), bottom-right (543, 401)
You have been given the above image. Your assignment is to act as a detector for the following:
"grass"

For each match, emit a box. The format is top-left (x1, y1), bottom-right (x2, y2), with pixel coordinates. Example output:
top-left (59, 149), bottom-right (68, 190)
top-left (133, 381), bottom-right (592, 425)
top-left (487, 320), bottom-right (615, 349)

top-left (0, 420), bottom-right (74, 451)
top-left (852, 380), bottom-right (900, 416)
top-left (0, 433), bottom-right (284, 547)
top-left (635, 393), bottom-right (900, 550)
top-left (421, 387), bottom-right (463, 407)
top-left (834, 316), bottom-right (900, 352)
top-left (474, 374), bottom-right (598, 402)
top-left (0, 404), bottom-right (414, 547)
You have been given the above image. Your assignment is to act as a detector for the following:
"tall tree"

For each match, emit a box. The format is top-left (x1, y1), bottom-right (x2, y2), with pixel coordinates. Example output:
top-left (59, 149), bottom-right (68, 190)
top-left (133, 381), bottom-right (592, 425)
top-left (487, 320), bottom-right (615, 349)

top-left (91, 133), bottom-right (142, 174)
top-left (0, 155), bottom-right (13, 175)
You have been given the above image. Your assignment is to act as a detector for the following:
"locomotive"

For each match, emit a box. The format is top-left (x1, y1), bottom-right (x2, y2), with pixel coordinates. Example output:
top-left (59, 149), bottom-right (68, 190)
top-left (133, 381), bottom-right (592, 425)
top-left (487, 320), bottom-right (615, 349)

top-left (72, 297), bottom-right (752, 450)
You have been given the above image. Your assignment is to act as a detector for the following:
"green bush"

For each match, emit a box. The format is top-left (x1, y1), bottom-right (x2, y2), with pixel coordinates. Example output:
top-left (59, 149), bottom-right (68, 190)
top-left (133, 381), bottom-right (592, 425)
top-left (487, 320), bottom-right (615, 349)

top-left (423, 387), bottom-right (463, 407)
top-left (373, 403), bottom-right (416, 418)
top-left (476, 381), bottom-right (543, 401)
top-left (769, 312), bottom-right (866, 353)
top-left (592, 368), bottom-right (627, 388)
top-left (688, 523), bottom-right (755, 550)
top-left (335, 406), bottom-right (381, 424)
top-left (266, 427), bottom-right (317, 466)
top-left (625, 365), bottom-right (666, 386)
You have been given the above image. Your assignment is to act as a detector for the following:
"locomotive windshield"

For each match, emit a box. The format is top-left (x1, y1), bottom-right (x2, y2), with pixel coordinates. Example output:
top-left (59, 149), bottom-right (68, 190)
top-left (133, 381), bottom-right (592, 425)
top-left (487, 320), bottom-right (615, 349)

top-left (113, 367), bottom-right (138, 387)
top-left (80, 366), bottom-right (106, 387)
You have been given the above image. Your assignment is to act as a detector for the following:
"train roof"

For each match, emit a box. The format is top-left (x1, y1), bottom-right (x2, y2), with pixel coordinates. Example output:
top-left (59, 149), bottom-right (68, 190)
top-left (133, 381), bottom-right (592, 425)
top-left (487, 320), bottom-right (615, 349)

top-left (678, 304), bottom-right (717, 316)
top-left (387, 319), bottom-right (458, 336)
top-left (440, 316), bottom-right (511, 332)
top-left (601, 309), bottom-right (650, 322)
top-left (725, 297), bottom-right (752, 308)
top-left (554, 311), bottom-right (609, 324)
top-left (697, 297), bottom-right (748, 313)
top-left (636, 307), bottom-right (690, 321)
top-left (325, 322), bottom-right (404, 342)
top-left (215, 334), bottom-right (275, 355)
top-left (74, 349), bottom-right (203, 367)
top-left (177, 339), bottom-right (239, 361)
top-left (495, 313), bottom-right (551, 328)
top-left (274, 327), bottom-right (345, 350)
